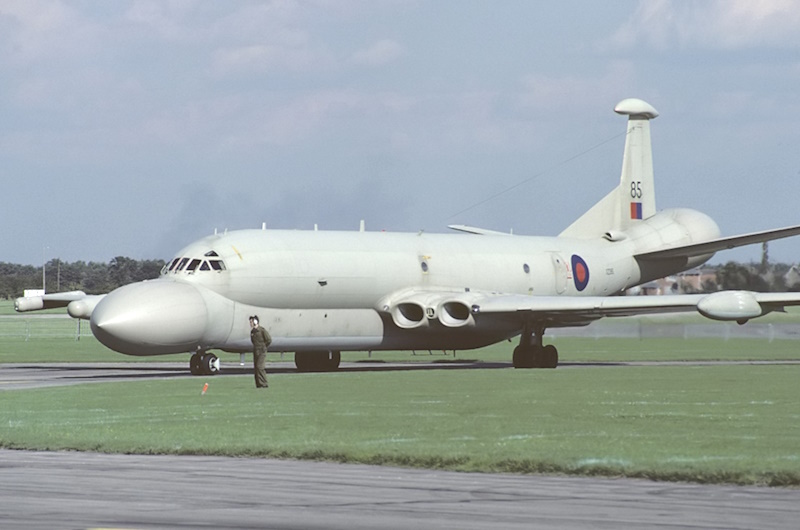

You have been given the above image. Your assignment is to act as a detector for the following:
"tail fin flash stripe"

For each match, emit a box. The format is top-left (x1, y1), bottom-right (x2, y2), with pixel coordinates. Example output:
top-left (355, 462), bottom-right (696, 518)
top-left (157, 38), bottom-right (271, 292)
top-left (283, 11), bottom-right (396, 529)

top-left (630, 202), bottom-right (643, 220)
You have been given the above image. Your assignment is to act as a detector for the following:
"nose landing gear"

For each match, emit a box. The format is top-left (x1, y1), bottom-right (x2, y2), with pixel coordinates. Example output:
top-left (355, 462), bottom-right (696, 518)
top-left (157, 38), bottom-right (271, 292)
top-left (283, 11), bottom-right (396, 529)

top-left (190, 351), bottom-right (220, 375)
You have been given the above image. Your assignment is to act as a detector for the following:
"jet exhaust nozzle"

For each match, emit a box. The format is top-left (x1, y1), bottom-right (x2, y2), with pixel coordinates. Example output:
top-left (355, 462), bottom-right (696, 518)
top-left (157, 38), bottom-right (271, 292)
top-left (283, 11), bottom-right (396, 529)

top-left (387, 293), bottom-right (476, 329)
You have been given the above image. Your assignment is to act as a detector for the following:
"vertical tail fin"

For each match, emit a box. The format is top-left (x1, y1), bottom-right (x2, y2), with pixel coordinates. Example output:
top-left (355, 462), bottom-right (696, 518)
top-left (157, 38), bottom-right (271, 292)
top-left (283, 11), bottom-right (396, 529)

top-left (616, 98), bottom-right (658, 226)
top-left (560, 98), bottom-right (659, 238)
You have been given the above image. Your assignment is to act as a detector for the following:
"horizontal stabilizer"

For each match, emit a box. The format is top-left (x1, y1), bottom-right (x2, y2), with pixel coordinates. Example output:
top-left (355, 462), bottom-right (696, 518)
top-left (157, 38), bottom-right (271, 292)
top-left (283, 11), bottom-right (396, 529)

top-left (636, 223), bottom-right (800, 261)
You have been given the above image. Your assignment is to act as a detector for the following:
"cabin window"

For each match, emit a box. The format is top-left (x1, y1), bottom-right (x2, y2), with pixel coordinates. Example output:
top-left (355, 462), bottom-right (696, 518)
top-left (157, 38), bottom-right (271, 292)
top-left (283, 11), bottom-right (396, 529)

top-left (523, 263), bottom-right (530, 274)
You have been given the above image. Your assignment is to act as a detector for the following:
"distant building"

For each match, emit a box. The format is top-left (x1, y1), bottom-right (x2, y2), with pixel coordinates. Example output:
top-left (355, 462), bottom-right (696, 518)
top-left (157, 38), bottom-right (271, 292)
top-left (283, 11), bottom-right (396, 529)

top-left (628, 268), bottom-right (718, 296)
top-left (627, 276), bottom-right (677, 295)
top-left (784, 265), bottom-right (800, 289)
top-left (677, 268), bottom-right (718, 292)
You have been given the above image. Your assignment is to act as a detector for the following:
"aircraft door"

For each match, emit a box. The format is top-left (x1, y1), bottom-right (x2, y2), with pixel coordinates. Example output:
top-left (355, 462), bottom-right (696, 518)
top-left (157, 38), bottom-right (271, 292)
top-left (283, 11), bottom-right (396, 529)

top-left (550, 253), bottom-right (569, 294)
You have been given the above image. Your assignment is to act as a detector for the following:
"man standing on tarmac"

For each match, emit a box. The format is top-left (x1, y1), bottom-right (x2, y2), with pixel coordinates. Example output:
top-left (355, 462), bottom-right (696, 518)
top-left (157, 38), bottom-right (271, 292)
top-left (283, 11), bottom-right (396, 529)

top-left (249, 315), bottom-right (272, 388)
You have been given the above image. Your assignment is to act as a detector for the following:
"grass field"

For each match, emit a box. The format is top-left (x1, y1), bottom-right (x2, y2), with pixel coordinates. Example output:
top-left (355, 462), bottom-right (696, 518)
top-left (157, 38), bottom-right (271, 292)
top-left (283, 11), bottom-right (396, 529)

top-left (1, 363), bottom-right (798, 486)
top-left (2, 301), bottom-right (800, 486)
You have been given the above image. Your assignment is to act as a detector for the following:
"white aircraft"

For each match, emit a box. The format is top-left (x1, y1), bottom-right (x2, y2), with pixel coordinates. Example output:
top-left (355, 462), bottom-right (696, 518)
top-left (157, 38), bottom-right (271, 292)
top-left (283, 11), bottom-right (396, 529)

top-left (16, 98), bottom-right (800, 374)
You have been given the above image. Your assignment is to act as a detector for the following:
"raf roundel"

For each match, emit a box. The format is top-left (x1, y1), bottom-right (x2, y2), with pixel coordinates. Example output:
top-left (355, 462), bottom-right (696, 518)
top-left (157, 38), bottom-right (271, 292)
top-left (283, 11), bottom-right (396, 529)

top-left (571, 255), bottom-right (590, 291)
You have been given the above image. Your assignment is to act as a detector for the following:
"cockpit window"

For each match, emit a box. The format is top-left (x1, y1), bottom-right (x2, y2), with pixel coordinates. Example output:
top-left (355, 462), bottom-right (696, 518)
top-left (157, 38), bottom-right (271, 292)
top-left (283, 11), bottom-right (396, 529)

top-left (209, 260), bottom-right (226, 271)
top-left (187, 259), bottom-right (202, 272)
top-left (163, 255), bottom-right (226, 274)
top-left (204, 250), bottom-right (219, 257)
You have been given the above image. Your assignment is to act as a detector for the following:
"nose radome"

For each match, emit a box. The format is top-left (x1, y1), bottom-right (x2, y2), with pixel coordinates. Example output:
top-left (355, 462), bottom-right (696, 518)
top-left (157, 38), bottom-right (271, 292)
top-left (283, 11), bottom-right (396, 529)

top-left (90, 280), bottom-right (208, 355)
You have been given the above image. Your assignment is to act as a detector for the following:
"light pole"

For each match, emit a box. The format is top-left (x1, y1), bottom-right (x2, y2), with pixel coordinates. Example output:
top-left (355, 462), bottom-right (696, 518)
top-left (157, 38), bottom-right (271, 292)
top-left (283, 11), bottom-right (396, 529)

top-left (42, 246), bottom-right (49, 293)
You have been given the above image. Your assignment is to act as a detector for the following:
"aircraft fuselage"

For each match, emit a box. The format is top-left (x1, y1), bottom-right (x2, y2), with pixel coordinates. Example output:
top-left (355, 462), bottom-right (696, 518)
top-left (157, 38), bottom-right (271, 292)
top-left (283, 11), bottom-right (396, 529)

top-left (88, 207), bottom-right (720, 357)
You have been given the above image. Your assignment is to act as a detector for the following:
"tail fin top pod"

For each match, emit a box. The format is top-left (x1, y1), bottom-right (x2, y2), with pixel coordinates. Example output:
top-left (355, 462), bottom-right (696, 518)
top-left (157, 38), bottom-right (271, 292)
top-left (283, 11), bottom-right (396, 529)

top-left (560, 98), bottom-right (659, 239)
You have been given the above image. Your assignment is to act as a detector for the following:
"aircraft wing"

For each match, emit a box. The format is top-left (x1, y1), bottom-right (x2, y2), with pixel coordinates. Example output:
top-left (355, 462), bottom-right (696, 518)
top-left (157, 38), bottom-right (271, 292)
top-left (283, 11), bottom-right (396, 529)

top-left (636, 224), bottom-right (800, 261)
top-left (471, 291), bottom-right (800, 326)
top-left (15, 291), bottom-right (106, 320)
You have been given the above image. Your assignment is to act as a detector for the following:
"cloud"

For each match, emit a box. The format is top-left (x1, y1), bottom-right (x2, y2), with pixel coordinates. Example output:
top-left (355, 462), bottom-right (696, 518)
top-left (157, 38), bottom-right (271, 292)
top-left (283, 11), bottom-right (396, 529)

top-left (210, 40), bottom-right (332, 75)
top-left (517, 61), bottom-right (638, 113)
top-left (0, 0), bottom-right (72, 32)
top-left (609, 0), bottom-right (800, 50)
top-left (348, 39), bottom-right (404, 67)
top-left (220, 89), bottom-right (417, 148)
top-left (0, 0), bottom-right (97, 64)
top-left (124, 0), bottom-right (198, 41)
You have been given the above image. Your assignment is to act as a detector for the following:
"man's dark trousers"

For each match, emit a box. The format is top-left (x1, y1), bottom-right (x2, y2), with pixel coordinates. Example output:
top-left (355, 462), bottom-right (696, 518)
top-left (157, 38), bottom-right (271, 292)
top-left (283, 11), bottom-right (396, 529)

top-left (254, 350), bottom-right (268, 388)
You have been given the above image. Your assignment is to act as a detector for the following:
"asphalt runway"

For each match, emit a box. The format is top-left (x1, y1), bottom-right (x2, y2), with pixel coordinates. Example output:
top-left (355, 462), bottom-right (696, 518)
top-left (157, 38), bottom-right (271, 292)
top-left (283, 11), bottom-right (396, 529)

top-left (3, 359), bottom-right (799, 390)
top-left (0, 360), bottom-right (508, 390)
top-left (2, 362), bottom-right (800, 529)
top-left (3, 449), bottom-right (799, 530)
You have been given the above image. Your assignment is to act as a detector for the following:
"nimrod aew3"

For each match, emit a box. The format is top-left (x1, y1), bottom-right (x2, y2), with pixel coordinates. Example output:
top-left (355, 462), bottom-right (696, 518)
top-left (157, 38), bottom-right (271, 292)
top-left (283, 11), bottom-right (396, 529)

top-left (17, 99), bottom-right (800, 374)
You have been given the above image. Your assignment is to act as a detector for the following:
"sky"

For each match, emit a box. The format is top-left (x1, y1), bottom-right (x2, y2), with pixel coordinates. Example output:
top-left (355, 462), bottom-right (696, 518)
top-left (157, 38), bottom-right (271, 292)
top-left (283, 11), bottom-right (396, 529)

top-left (2, 0), bottom-right (800, 266)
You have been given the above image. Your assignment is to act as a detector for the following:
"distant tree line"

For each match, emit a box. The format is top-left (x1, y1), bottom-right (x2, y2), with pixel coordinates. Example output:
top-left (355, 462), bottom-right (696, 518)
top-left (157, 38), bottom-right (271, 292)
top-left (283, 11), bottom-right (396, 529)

top-left (0, 257), bottom-right (166, 299)
top-left (681, 262), bottom-right (800, 294)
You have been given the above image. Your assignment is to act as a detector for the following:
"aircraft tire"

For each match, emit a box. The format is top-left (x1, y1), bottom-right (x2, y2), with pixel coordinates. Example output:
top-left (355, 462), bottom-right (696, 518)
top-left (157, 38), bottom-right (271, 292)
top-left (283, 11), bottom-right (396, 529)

top-left (295, 351), bottom-right (341, 372)
top-left (294, 352), bottom-right (310, 372)
top-left (512, 346), bottom-right (535, 369)
top-left (328, 351), bottom-right (341, 370)
top-left (541, 345), bottom-right (558, 369)
top-left (190, 354), bottom-right (202, 375)
top-left (203, 353), bottom-right (220, 376)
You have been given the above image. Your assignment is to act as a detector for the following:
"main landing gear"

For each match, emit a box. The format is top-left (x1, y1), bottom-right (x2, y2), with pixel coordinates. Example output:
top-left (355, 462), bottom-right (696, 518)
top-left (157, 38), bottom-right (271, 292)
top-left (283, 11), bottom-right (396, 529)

top-left (190, 351), bottom-right (220, 376)
top-left (512, 323), bottom-right (558, 369)
top-left (294, 351), bottom-right (341, 372)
